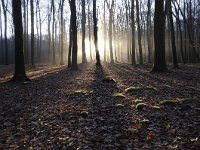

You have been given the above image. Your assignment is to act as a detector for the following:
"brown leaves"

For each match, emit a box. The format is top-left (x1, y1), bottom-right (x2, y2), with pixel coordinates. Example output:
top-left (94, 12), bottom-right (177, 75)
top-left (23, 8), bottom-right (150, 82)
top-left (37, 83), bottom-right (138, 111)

top-left (0, 63), bottom-right (200, 149)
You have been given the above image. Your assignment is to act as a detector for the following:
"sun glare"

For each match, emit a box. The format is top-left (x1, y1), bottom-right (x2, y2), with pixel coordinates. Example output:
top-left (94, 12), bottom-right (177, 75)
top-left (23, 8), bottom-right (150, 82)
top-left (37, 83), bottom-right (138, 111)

top-left (85, 31), bottom-right (105, 60)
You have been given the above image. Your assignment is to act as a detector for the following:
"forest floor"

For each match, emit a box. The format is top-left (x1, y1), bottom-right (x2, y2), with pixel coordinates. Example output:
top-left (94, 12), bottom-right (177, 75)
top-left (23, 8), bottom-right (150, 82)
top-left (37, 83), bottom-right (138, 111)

top-left (0, 62), bottom-right (200, 149)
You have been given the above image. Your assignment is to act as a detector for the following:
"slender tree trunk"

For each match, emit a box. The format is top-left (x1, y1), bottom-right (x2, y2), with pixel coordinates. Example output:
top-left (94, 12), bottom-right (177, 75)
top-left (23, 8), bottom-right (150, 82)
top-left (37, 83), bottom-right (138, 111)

top-left (36, 0), bottom-right (42, 63)
top-left (26, 0), bottom-right (29, 64)
top-left (0, 5), bottom-right (3, 64)
top-left (23, 0), bottom-right (28, 64)
top-left (69, 0), bottom-right (78, 70)
top-left (151, 0), bottom-right (167, 72)
top-left (1, 0), bottom-right (8, 65)
top-left (109, 9), bottom-right (114, 63)
top-left (82, 0), bottom-right (87, 63)
top-left (60, 0), bottom-right (65, 65)
top-left (131, 0), bottom-right (136, 65)
top-left (136, 0), bottom-right (143, 64)
top-left (68, 15), bottom-right (72, 67)
top-left (30, 0), bottom-right (35, 67)
top-left (11, 0), bottom-right (29, 82)
top-left (147, 0), bottom-right (152, 63)
top-left (93, 0), bottom-right (101, 66)
top-left (52, 0), bottom-right (56, 64)
top-left (168, 0), bottom-right (178, 68)
top-left (87, 6), bottom-right (92, 61)
top-left (36, 1), bottom-right (40, 63)
top-left (48, 9), bottom-right (51, 62)
top-left (174, 3), bottom-right (185, 64)
top-left (104, 0), bottom-right (106, 62)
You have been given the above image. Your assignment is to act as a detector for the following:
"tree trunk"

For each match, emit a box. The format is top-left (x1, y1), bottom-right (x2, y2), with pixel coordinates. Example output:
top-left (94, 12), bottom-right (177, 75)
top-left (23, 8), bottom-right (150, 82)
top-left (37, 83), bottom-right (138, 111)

top-left (69, 0), bottom-right (78, 70)
top-left (23, 0), bottom-right (28, 64)
top-left (174, 4), bottom-right (185, 64)
top-left (87, 3), bottom-right (92, 62)
top-left (147, 0), bottom-right (152, 63)
top-left (1, 0), bottom-right (8, 65)
top-left (68, 15), bottom-right (72, 68)
top-left (103, 0), bottom-right (106, 62)
top-left (60, 0), bottom-right (65, 65)
top-left (48, 8), bottom-right (51, 62)
top-left (26, 0), bottom-right (29, 64)
top-left (82, 0), bottom-right (87, 63)
top-left (151, 0), bottom-right (167, 72)
top-left (131, 0), bottom-right (136, 65)
top-left (36, 0), bottom-right (42, 63)
top-left (168, 0), bottom-right (178, 68)
top-left (0, 5), bottom-right (3, 64)
top-left (30, 0), bottom-right (35, 67)
top-left (52, 0), bottom-right (56, 64)
top-left (93, 0), bottom-right (101, 66)
top-left (11, 0), bottom-right (29, 82)
top-left (136, 0), bottom-right (143, 64)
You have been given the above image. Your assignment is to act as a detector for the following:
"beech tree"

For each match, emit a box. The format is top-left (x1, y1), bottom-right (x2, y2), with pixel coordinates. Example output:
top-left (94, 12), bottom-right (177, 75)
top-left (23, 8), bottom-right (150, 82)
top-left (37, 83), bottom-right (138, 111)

top-left (30, 0), bottom-right (35, 67)
top-left (60, 0), bottom-right (65, 65)
top-left (93, 0), bottom-right (101, 66)
top-left (11, 0), bottom-right (29, 82)
top-left (136, 0), bottom-right (143, 64)
top-left (151, 0), bottom-right (167, 72)
top-left (131, 0), bottom-right (136, 65)
top-left (81, 0), bottom-right (87, 63)
top-left (167, 0), bottom-right (178, 68)
top-left (1, 0), bottom-right (8, 65)
top-left (105, 0), bottom-right (115, 64)
top-left (69, 0), bottom-right (78, 70)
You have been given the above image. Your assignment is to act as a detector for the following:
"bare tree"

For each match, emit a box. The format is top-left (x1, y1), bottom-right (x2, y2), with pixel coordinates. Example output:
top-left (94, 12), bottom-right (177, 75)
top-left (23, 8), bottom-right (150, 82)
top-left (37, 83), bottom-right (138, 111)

top-left (151, 0), bottom-right (167, 72)
top-left (167, 0), bottom-right (178, 68)
top-left (51, 0), bottom-right (56, 64)
top-left (1, 0), bottom-right (8, 65)
top-left (131, 0), bottom-right (136, 65)
top-left (82, 0), bottom-right (87, 63)
top-left (93, 0), bottom-right (101, 66)
top-left (136, 0), bottom-right (143, 64)
top-left (105, 0), bottom-right (115, 63)
top-left (11, 0), bottom-right (29, 82)
top-left (60, 0), bottom-right (65, 65)
top-left (30, 0), bottom-right (35, 67)
top-left (69, 0), bottom-right (78, 70)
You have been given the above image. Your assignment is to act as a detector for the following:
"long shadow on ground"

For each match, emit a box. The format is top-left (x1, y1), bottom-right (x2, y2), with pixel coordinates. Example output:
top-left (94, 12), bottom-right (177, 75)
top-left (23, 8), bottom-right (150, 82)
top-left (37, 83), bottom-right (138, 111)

top-left (83, 65), bottom-right (134, 149)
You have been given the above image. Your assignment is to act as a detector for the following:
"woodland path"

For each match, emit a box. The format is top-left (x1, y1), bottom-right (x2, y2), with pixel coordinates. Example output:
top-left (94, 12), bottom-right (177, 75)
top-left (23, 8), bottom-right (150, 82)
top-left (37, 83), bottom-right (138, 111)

top-left (0, 63), bottom-right (200, 149)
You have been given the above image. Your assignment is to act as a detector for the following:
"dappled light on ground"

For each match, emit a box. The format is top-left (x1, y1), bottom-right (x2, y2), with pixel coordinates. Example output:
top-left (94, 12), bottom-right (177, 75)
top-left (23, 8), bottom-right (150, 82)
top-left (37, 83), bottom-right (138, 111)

top-left (0, 63), bottom-right (200, 149)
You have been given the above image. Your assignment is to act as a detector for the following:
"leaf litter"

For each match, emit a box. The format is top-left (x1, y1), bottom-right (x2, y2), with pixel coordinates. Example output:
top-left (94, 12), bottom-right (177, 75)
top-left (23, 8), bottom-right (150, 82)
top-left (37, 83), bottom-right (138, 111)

top-left (0, 62), bottom-right (200, 149)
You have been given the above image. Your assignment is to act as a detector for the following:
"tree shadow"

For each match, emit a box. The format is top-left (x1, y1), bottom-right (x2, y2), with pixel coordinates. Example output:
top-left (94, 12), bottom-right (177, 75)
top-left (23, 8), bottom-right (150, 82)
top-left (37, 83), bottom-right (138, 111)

top-left (79, 65), bottom-right (135, 149)
top-left (0, 63), bottom-right (93, 149)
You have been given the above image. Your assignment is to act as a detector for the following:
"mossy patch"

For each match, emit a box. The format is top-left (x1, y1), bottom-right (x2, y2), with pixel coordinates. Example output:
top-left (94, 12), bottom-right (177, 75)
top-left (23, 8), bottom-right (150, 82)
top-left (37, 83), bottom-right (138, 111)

top-left (159, 100), bottom-right (180, 106)
top-left (125, 86), bottom-right (157, 93)
top-left (101, 76), bottom-right (116, 83)
top-left (179, 98), bottom-right (200, 107)
top-left (145, 86), bottom-right (158, 91)
top-left (128, 128), bottom-right (138, 133)
top-left (74, 90), bottom-right (92, 96)
top-left (133, 99), bottom-right (144, 105)
top-left (112, 93), bottom-right (126, 98)
top-left (80, 111), bottom-right (89, 117)
top-left (159, 98), bottom-right (200, 107)
top-left (151, 105), bottom-right (161, 110)
top-left (125, 87), bottom-right (144, 93)
top-left (136, 103), bottom-right (148, 110)
top-left (115, 103), bottom-right (125, 108)
top-left (141, 118), bottom-right (150, 124)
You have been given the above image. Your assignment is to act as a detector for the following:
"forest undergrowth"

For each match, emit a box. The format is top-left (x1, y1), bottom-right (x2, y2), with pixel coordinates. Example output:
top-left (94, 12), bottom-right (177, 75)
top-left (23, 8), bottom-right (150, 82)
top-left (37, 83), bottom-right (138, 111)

top-left (0, 63), bottom-right (200, 149)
